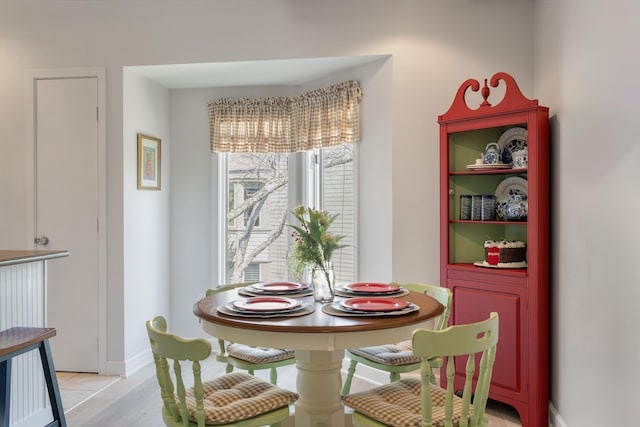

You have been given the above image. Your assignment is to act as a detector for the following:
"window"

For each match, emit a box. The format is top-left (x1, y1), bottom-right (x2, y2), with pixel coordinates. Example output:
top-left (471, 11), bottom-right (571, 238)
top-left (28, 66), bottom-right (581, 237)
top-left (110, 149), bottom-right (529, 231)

top-left (209, 80), bottom-right (362, 285)
top-left (311, 144), bottom-right (356, 284)
top-left (223, 153), bottom-right (289, 284)
top-left (243, 182), bottom-right (263, 227)
top-left (218, 144), bottom-right (356, 285)
top-left (244, 263), bottom-right (261, 282)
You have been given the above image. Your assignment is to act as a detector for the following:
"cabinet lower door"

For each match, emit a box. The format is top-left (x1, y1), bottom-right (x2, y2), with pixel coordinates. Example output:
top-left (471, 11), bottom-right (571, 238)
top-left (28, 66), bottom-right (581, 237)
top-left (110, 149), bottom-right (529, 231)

top-left (448, 281), bottom-right (526, 400)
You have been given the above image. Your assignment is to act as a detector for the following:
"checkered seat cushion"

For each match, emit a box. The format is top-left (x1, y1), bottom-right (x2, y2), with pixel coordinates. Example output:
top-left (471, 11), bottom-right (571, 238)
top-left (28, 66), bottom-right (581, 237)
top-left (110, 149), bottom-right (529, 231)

top-left (342, 377), bottom-right (470, 427)
top-left (226, 343), bottom-right (295, 364)
top-left (348, 340), bottom-right (420, 366)
top-left (181, 372), bottom-right (298, 424)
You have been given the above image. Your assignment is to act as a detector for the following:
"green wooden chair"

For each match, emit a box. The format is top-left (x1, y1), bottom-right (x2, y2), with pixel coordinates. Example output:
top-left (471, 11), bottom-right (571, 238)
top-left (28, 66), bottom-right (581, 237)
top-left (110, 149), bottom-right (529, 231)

top-left (206, 283), bottom-right (296, 385)
top-left (341, 283), bottom-right (452, 395)
top-left (343, 312), bottom-right (499, 427)
top-left (146, 315), bottom-right (298, 427)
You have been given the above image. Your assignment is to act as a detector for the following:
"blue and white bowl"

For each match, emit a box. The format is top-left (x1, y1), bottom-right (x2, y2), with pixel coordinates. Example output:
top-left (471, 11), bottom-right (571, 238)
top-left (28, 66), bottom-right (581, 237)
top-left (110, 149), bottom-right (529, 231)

top-left (512, 149), bottom-right (528, 168)
top-left (496, 190), bottom-right (528, 221)
top-left (497, 194), bottom-right (528, 221)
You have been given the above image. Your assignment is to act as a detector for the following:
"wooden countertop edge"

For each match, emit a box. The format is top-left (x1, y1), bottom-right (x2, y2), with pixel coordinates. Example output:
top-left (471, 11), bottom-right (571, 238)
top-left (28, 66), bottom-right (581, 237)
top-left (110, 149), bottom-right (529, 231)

top-left (0, 250), bottom-right (70, 267)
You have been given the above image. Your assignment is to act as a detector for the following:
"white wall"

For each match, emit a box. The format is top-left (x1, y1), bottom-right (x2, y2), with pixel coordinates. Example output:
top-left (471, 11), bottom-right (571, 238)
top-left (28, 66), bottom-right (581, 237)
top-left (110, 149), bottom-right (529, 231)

top-left (534, 1), bottom-right (640, 426)
top-left (168, 87), bottom-right (215, 338)
top-left (0, 0), bottom-right (551, 414)
top-left (121, 71), bottom-right (171, 374)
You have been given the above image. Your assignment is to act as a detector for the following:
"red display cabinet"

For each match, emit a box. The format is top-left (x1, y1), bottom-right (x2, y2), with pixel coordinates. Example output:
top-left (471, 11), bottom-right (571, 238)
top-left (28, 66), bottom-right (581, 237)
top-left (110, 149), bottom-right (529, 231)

top-left (438, 72), bottom-right (549, 427)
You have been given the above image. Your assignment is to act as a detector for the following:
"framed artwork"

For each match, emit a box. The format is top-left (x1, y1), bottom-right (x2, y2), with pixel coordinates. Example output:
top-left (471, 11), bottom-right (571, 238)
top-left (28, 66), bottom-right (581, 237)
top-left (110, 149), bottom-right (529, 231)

top-left (137, 133), bottom-right (161, 190)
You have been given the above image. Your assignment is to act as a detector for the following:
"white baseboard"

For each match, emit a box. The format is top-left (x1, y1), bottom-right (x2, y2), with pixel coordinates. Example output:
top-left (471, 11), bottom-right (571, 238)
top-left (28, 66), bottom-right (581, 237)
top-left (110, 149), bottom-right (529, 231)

top-left (106, 338), bottom-right (218, 378)
top-left (341, 358), bottom-right (387, 386)
top-left (549, 402), bottom-right (567, 427)
top-left (101, 348), bottom-right (153, 377)
top-left (102, 360), bottom-right (126, 377)
top-left (341, 358), bottom-right (422, 387)
top-left (123, 348), bottom-right (154, 378)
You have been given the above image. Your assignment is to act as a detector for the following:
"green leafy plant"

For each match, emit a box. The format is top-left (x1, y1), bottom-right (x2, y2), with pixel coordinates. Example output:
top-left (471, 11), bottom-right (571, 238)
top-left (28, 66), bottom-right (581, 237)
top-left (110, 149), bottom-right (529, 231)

top-left (289, 206), bottom-right (346, 286)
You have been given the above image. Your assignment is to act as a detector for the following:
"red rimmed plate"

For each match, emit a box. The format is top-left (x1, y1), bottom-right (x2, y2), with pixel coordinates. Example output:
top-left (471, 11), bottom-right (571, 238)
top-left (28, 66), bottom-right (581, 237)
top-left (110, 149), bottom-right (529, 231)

top-left (233, 297), bottom-right (300, 312)
top-left (342, 282), bottom-right (400, 294)
top-left (250, 281), bottom-right (308, 292)
top-left (340, 297), bottom-right (409, 312)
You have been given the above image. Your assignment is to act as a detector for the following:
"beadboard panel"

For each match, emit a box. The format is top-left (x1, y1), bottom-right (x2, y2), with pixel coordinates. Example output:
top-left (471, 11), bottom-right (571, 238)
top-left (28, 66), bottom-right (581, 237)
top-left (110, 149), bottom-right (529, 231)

top-left (0, 261), bottom-right (48, 426)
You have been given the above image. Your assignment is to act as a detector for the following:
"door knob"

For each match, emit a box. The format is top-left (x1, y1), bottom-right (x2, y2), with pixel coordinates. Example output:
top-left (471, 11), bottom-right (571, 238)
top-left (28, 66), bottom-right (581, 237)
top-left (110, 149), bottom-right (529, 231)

top-left (34, 236), bottom-right (49, 246)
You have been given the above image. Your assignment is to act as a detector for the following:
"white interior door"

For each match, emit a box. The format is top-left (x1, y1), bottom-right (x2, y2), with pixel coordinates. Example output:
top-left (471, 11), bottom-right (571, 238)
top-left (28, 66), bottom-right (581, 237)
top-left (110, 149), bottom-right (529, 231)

top-left (35, 77), bottom-right (99, 372)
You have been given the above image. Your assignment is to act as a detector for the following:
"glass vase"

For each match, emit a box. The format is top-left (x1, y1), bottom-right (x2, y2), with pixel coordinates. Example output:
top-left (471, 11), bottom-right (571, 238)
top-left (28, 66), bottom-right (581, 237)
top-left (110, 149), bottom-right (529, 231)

top-left (311, 261), bottom-right (335, 303)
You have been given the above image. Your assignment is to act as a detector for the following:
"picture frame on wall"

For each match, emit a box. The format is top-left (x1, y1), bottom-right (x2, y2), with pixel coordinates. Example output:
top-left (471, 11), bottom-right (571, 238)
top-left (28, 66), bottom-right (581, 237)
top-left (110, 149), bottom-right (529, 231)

top-left (137, 133), bottom-right (161, 190)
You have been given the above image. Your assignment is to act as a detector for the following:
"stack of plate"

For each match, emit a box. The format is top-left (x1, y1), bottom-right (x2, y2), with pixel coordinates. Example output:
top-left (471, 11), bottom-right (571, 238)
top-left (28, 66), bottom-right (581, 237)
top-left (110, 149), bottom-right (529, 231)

top-left (335, 282), bottom-right (407, 297)
top-left (326, 297), bottom-right (419, 317)
top-left (240, 281), bottom-right (312, 297)
top-left (495, 176), bottom-right (528, 221)
top-left (218, 296), bottom-right (312, 318)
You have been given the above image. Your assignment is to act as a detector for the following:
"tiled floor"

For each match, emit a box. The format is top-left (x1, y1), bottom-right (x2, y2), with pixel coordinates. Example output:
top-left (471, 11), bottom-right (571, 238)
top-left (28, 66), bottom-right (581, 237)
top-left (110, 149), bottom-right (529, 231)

top-left (57, 371), bottom-right (120, 412)
top-left (60, 362), bottom-right (522, 426)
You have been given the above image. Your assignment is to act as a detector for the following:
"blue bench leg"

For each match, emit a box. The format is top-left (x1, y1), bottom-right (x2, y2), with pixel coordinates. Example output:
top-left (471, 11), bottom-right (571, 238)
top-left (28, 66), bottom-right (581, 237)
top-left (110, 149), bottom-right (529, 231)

top-left (39, 340), bottom-right (67, 427)
top-left (1, 359), bottom-right (11, 426)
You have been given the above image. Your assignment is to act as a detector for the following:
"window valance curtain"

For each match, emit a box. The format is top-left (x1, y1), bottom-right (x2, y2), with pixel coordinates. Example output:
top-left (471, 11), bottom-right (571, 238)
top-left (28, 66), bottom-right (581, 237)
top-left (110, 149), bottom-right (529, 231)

top-left (208, 80), bottom-right (362, 153)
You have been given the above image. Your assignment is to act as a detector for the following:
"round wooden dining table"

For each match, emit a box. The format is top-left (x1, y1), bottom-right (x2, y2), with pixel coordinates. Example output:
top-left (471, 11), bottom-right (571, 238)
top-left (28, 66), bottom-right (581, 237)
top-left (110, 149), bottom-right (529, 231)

top-left (193, 288), bottom-right (444, 427)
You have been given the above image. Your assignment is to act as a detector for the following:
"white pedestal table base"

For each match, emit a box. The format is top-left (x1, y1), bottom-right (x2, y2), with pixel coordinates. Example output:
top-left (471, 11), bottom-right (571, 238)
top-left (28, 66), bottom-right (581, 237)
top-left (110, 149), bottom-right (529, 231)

top-left (294, 349), bottom-right (348, 427)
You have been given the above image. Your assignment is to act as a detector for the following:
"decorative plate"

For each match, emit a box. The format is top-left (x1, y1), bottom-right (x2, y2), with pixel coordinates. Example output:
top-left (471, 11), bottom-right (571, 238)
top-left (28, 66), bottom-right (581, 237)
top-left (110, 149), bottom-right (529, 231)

top-left (232, 296), bottom-right (300, 312)
top-left (494, 177), bottom-right (528, 200)
top-left (339, 297), bottom-right (409, 312)
top-left (250, 282), bottom-right (308, 292)
top-left (495, 177), bottom-right (528, 220)
top-left (342, 283), bottom-right (400, 294)
top-left (497, 127), bottom-right (528, 164)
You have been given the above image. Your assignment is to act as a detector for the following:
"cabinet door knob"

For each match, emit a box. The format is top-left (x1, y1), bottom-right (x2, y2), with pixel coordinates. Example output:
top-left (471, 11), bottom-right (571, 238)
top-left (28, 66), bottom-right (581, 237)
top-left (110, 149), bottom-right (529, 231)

top-left (34, 236), bottom-right (49, 246)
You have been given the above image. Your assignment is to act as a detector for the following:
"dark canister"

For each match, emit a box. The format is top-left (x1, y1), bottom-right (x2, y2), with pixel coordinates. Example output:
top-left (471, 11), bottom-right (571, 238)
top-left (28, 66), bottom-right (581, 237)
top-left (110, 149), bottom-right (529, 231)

top-left (459, 195), bottom-right (472, 220)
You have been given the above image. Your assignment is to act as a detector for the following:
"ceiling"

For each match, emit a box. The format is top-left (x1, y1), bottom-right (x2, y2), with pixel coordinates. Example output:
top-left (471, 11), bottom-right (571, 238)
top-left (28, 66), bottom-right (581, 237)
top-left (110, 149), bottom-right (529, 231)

top-left (126, 55), bottom-right (387, 89)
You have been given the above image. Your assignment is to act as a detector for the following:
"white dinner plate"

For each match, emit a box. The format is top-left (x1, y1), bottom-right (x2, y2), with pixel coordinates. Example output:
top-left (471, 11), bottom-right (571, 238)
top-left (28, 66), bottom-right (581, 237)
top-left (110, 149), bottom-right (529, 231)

top-left (466, 163), bottom-right (512, 170)
top-left (323, 302), bottom-right (419, 317)
top-left (250, 281), bottom-right (308, 292)
top-left (473, 260), bottom-right (527, 269)
top-left (219, 303), bottom-right (314, 318)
